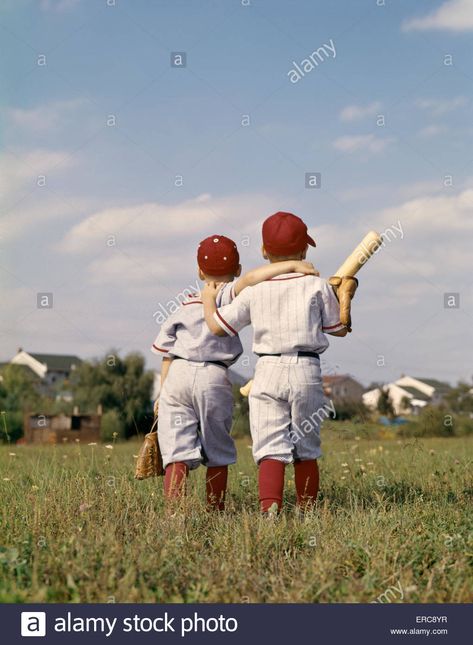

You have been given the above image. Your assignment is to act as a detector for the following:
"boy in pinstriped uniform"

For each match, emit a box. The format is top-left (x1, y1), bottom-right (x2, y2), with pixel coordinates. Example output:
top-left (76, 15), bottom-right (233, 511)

top-left (151, 233), bottom-right (317, 510)
top-left (203, 212), bottom-right (352, 513)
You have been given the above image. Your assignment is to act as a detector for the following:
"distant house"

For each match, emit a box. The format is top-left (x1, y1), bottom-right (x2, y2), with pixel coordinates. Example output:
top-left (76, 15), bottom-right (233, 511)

top-left (23, 410), bottom-right (101, 444)
top-left (323, 375), bottom-right (364, 402)
top-left (363, 376), bottom-right (451, 416)
top-left (5, 349), bottom-right (82, 400)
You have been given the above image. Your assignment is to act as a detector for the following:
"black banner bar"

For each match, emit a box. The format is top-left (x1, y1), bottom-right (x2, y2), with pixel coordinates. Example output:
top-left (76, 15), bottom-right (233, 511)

top-left (5, 603), bottom-right (469, 644)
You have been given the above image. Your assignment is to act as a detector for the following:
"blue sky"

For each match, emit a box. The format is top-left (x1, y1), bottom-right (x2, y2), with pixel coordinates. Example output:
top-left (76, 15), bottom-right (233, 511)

top-left (1, 0), bottom-right (473, 385)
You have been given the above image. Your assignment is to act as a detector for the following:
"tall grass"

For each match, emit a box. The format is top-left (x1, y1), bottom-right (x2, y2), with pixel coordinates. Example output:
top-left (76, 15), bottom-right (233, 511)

top-left (0, 435), bottom-right (472, 603)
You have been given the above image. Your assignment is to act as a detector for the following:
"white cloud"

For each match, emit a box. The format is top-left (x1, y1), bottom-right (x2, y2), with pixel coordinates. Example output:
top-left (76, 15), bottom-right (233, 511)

top-left (40, 0), bottom-right (80, 12)
top-left (338, 180), bottom-right (445, 204)
top-left (8, 99), bottom-right (87, 133)
top-left (84, 252), bottom-right (200, 306)
top-left (333, 134), bottom-right (394, 155)
top-left (1, 197), bottom-right (89, 245)
top-left (312, 184), bottom-right (473, 284)
top-left (337, 184), bottom-right (390, 203)
top-left (58, 193), bottom-right (273, 254)
top-left (0, 148), bottom-right (72, 197)
top-left (339, 101), bottom-right (382, 122)
top-left (381, 188), bottom-right (473, 236)
top-left (396, 179), bottom-right (445, 199)
top-left (415, 96), bottom-right (467, 117)
top-left (403, 0), bottom-right (473, 32)
top-left (416, 124), bottom-right (448, 139)
top-left (87, 253), bottom-right (163, 287)
top-left (0, 148), bottom-right (82, 243)
top-left (56, 193), bottom-right (287, 302)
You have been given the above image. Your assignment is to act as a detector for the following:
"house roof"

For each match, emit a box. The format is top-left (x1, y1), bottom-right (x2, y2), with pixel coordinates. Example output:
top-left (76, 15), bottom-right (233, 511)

top-left (323, 375), bottom-right (358, 384)
top-left (413, 378), bottom-right (451, 394)
top-left (28, 353), bottom-right (82, 372)
top-left (399, 385), bottom-right (431, 402)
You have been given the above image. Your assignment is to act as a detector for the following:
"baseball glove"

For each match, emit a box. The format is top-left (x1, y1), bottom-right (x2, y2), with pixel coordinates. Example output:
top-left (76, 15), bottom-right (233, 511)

top-left (328, 276), bottom-right (358, 332)
top-left (134, 400), bottom-right (164, 479)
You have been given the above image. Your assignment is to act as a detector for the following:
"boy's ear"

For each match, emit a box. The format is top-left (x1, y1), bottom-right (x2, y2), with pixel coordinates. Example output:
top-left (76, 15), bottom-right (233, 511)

top-left (198, 267), bottom-right (205, 281)
top-left (235, 264), bottom-right (242, 277)
top-left (261, 245), bottom-right (269, 260)
top-left (301, 244), bottom-right (308, 260)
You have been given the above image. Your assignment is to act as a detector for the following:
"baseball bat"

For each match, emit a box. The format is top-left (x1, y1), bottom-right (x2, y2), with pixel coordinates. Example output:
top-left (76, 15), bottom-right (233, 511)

top-left (333, 230), bottom-right (383, 277)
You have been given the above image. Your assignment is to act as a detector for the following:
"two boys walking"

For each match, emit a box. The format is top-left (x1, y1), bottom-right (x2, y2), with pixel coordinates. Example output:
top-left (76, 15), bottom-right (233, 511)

top-left (151, 211), bottom-right (354, 513)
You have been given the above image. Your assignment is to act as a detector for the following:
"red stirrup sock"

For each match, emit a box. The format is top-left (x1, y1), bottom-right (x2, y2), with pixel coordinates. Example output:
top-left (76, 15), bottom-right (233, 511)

top-left (164, 462), bottom-right (189, 500)
top-left (206, 466), bottom-right (228, 511)
top-left (294, 459), bottom-right (319, 508)
top-left (259, 459), bottom-right (285, 513)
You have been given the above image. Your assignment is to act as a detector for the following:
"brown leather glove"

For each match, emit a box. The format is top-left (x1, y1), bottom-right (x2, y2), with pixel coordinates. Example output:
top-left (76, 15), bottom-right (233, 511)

top-left (328, 276), bottom-right (358, 332)
top-left (134, 429), bottom-right (164, 479)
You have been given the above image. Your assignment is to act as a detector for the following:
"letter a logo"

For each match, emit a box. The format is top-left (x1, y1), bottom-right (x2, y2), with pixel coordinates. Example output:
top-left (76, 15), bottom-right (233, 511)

top-left (21, 612), bottom-right (46, 637)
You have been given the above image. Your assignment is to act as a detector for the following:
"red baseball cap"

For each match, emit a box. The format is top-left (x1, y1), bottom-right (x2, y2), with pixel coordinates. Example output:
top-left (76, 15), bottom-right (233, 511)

top-left (262, 211), bottom-right (316, 256)
top-left (197, 235), bottom-right (240, 276)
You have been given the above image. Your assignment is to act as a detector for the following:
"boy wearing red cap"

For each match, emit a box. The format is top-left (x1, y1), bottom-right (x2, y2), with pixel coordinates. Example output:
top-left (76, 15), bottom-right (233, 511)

top-left (151, 233), bottom-right (316, 510)
top-left (203, 213), bottom-right (354, 513)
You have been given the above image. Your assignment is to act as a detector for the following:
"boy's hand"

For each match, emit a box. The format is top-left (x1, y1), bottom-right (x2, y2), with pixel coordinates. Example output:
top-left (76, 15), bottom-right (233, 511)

top-left (202, 281), bottom-right (222, 301)
top-left (293, 260), bottom-right (319, 276)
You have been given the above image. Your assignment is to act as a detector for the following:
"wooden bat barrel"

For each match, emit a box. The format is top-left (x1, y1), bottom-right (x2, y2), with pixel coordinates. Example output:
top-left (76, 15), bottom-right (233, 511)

top-left (333, 230), bottom-right (383, 277)
top-left (240, 379), bottom-right (253, 398)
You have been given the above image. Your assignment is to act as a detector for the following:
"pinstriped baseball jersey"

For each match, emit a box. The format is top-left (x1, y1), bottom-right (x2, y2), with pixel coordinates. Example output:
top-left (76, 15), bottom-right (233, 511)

top-left (151, 281), bottom-right (242, 366)
top-left (213, 273), bottom-right (343, 354)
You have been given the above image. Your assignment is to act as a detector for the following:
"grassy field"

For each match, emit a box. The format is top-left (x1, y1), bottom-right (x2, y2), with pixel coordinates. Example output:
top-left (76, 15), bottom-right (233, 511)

top-left (1, 431), bottom-right (472, 603)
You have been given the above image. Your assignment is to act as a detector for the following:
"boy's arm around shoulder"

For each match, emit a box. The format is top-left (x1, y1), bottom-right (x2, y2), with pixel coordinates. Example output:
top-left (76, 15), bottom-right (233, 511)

top-left (202, 282), bottom-right (227, 336)
top-left (202, 281), bottom-right (251, 337)
top-left (233, 260), bottom-right (318, 296)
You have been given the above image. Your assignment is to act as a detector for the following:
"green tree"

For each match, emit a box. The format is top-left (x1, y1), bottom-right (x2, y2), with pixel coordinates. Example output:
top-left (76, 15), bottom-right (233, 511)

top-left (400, 395), bottom-right (411, 414)
top-left (399, 404), bottom-right (458, 438)
top-left (72, 351), bottom-right (154, 438)
top-left (0, 365), bottom-right (45, 442)
top-left (100, 409), bottom-right (126, 442)
top-left (333, 399), bottom-right (370, 422)
top-left (444, 382), bottom-right (473, 414)
top-left (377, 387), bottom-right (395, 418)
